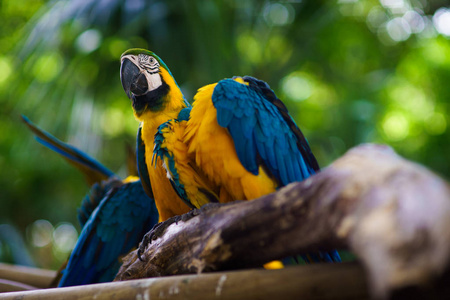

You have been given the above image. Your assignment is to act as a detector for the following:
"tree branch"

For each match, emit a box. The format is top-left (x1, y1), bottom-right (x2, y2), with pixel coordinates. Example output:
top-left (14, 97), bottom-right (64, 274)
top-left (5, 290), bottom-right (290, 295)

top-left (0, 263), bottom-right (56, 289)
top-left (115, 144), bottom-right (450, 298)
top-left (1, 263), bottom-right (369, 299)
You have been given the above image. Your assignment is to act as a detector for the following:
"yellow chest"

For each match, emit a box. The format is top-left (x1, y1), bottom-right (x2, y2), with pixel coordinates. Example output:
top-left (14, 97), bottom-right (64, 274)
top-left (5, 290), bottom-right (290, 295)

top-left (141, 113), bottom-right (191, 221)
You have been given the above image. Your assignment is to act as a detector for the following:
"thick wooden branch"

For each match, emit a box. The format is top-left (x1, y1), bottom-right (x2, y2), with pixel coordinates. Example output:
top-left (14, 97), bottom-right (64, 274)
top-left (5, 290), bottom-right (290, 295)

top-left (115, 144), bottom-right (450, 298)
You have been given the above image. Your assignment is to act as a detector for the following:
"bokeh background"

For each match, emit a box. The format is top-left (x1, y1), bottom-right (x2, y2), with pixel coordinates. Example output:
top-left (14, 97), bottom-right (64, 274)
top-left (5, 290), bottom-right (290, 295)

top-left (1, 0), bottom-right (449, 270)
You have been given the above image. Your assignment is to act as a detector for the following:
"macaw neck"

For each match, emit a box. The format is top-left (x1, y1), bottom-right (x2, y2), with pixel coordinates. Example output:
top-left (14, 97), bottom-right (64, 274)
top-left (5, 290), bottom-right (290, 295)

top-left (137, 95), bottom-right (187, 146)
top-left (134, 66), bottom-right (188, 130)
top-left (140, 110), bottom-right (177, 137)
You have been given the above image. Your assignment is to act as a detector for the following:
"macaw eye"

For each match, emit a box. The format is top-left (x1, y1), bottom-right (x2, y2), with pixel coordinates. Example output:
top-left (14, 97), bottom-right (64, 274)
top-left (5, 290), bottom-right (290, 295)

top-left (138, 54), bottom-right (159, 70)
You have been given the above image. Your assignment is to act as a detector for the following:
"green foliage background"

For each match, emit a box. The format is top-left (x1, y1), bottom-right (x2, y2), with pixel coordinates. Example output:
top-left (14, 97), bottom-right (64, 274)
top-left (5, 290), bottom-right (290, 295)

top-left (0, 0), bottom-right (449, 269)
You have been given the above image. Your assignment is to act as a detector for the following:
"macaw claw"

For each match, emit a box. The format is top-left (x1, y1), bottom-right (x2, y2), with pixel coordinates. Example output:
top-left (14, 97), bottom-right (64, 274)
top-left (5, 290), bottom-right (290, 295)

top-left (137, 214), bottom-right (185, 261)
top-left (137, 203), bottom-right (227, 261)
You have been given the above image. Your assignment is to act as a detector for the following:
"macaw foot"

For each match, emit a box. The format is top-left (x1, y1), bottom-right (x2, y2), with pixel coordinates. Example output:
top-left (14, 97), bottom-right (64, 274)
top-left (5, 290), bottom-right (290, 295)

top-left (137, 203), bottom-right (226, 261)
top-left (137, 215), bottom-right (182, 261)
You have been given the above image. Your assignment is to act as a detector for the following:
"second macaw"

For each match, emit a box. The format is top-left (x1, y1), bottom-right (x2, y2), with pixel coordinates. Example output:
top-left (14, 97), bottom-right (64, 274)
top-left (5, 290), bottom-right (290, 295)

top-left (120, 49), bottom-right (340, 263)
top-left (22, 116), bottom-right (159, 286)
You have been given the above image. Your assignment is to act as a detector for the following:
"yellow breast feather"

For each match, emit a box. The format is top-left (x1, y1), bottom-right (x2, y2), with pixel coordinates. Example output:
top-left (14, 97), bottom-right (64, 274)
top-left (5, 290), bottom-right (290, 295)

top-left (159, 119), bottom-right (219, 208)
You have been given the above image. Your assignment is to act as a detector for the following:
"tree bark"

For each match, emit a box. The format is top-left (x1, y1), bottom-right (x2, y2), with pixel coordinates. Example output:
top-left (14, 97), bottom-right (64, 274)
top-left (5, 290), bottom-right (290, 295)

top-left (115, 144), bottom-right (450, 299)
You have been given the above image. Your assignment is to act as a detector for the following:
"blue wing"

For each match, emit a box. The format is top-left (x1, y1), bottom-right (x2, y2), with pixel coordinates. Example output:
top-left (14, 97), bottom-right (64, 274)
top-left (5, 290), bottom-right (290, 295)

top-left (212, 77), bottom-right (319, 187)
top-left (21, 115), bottom-right (120, 227)
top-left (212, 77), bottom-right (340, 263)
top-left (21, 115), bottom-right (115, 186)
top-left (77, 178), bottom-right (123, 227)
top-left (59, 180), bottom-right (158, 286)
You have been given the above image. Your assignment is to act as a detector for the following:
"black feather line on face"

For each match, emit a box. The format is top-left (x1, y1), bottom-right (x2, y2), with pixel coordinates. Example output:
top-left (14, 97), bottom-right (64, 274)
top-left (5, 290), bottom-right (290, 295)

top-left (132, 80), bottom-right (170, 114)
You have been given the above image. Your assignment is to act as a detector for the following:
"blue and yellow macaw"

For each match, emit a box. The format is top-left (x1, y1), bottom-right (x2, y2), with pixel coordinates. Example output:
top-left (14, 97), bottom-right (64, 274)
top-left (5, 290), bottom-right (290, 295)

top-left (22, 116), bottom-right (159, 286)
top-left (120, 49), bottom-right (340, 262)
top-left (120, 49), bottom-right (193, 221)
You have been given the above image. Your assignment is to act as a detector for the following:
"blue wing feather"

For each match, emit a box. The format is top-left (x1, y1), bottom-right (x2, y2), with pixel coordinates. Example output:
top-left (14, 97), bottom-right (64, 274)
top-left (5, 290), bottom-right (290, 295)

top-left (21, 115), bottom-right (122, 227)
top-left (77, 179), bottom-right (122, 228)
top-left (215, 100), bottom-right (234, 126)
top-left (59, 181), bottom-right (158, 286)
top-left (255, 126), bottom-right (267, 161)
top-left (21, 115), bottom-right (115, 182)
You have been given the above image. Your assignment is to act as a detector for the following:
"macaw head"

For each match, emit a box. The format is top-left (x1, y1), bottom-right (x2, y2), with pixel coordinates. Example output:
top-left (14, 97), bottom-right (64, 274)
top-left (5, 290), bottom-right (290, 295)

top-left (120, 49), bottom-right (187, 117)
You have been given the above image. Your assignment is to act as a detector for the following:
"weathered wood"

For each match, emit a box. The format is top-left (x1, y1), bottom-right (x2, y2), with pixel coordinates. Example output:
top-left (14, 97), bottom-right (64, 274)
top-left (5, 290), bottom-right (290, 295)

top-left (0, 263), bottom-right (369, 299)
top-left (0, 279), bottom-right (38, 293)
top-left (0, 263), bottom-right (56, 289)
top-left (115, 144), bottom-right (450, 299)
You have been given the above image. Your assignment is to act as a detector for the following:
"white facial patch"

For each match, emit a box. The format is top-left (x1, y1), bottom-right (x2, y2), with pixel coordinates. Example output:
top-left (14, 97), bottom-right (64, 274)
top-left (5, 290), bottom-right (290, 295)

top-left (121, 54), bottom-right (163, 93)
top-left (138, 54), bottom-right (162, 92)
top-left (145, 72), bottom-right (163, 92)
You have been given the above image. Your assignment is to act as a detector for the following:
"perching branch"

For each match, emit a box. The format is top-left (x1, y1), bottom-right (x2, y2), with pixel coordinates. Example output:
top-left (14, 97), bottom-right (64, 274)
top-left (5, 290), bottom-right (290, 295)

top-left (0, 279), bottom-right (38, 293)
top-left (0, 263), bottom-right (370, 300)
top-left (115, 144), bottom-right (450, 299)
top-left (0, 263), bottom-right (56, 290)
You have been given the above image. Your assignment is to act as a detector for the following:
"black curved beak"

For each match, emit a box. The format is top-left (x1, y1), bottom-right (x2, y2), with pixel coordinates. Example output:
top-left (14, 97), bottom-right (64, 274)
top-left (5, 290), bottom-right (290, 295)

top-left (120, 58), bottom-right (148, 99)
